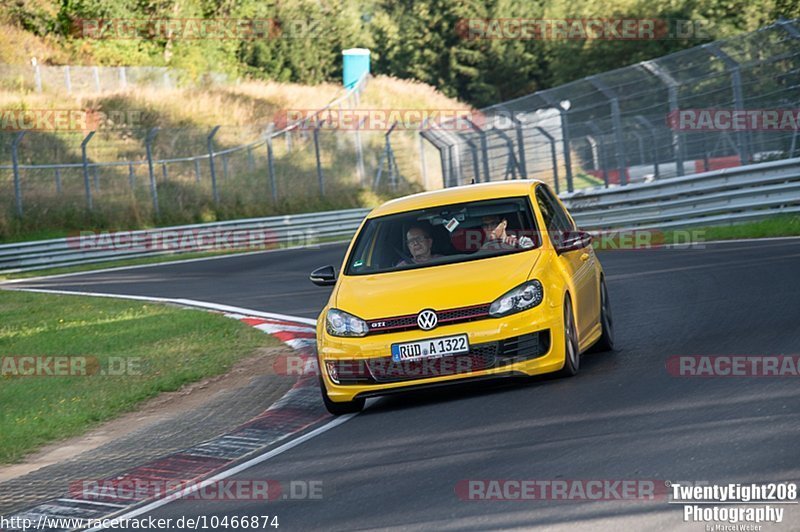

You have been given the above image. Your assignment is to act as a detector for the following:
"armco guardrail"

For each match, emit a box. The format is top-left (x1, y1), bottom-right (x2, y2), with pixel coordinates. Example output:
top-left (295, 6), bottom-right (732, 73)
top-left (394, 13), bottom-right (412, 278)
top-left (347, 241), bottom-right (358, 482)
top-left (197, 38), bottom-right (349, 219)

top-left (2, 158), bottom-right (799, 274)
top-left (563, 157), bottom-right (800, 230)
top-left (0, 208), bottom-right (369, 274)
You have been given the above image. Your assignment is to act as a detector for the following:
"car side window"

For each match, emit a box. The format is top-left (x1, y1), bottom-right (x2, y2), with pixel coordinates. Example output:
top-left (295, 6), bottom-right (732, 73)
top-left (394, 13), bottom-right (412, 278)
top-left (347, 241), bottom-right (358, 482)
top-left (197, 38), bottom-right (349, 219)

top-left (536, 185), bottom-right (575, 247)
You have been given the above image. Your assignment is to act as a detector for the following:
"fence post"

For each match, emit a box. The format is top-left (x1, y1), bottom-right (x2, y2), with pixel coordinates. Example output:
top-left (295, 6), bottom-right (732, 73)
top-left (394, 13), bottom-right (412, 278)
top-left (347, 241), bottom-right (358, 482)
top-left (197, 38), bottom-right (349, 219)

top-left (93, 66), bottom-right (101, 92)
top-left (11, 132), bottom-right (26, 217)
top-left (355, 118), bottom-right (366, 187)
top-left (313, 119), bottom-right (325, 195)
top-left (589, 76), bottom-right (627, 185)
top-left (534, 126), bottom-right (559, 194)
top-left (490, 127), bottom-right (520, 180)
top-left (64, 66), bottom-right (72, 94)
top-left (128, 162), bottom-right (135, 188)
top-left (540, 93), bottom-right (574, 192)
top-left (207, 125), bottom-right (221, 204)
top-left (119, 67), bottom-right (127, 89)
top-left (145, 127), bottom-right (160, 216)
top-left (588, 123), bottom-right (609, 187)
top-left (162, 162), bottom-right (168, 181)
top-left (385, 122), bottom-right (398, 190)
top-left (465, 119), bottom-right (490, 182)
top-left (509, 114), bottom-right (529, 179)
top-left (33, 62), bottom-right (42, 93)
top-left (640, 61), bottom-right (685, 176)
top-left (194, 158), bottom-right (201, 183)
top-left (264, 124), bottom-right (278, 203)
top-left (55, 167), bottom-right (62, 194)
top-left (705, 45), bottom-right (750, 165)
top-left (418, 130), bottom-right (428, 189)
top-left (81, 131), bottom-right (96, 210)
top-left (634, 115), bottom-right (660, 179)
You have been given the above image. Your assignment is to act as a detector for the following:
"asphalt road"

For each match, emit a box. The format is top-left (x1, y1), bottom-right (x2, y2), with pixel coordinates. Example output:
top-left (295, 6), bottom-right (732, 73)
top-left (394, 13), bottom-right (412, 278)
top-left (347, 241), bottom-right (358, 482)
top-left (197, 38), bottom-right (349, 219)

top-left (8, 238), bottom-right (800, 530)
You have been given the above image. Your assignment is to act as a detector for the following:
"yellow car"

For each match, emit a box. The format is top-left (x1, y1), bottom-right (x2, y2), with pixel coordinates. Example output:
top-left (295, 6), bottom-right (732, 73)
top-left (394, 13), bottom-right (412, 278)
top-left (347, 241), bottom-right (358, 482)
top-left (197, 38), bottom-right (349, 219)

top-left (310, 180), bottom-right (614, 415)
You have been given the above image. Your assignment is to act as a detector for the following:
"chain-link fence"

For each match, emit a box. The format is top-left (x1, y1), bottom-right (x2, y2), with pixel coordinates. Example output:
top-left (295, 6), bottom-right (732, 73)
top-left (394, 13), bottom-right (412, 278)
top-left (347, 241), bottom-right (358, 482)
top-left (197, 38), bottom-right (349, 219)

top-left (0, 74), bottom-right (429, 234)
top-left (0, 64), bottom-right (228, 93)
top-left (422, 19), bottom-right (800, 193)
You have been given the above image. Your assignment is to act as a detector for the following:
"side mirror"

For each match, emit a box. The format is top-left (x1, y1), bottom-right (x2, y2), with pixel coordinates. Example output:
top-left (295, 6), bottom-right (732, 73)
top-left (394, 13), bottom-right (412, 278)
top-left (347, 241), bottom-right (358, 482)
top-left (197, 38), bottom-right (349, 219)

top-left (310, 265), bottom-right (337, 286)
top-left (556, 230), bottom-right (593, 254)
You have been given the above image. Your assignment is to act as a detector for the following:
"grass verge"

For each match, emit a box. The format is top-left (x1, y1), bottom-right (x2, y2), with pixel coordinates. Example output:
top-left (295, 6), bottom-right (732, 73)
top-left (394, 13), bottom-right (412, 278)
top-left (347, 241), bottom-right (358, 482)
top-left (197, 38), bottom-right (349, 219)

top-left (660, 215), bottom-right (800, 244)
top-left (0, 290), bottom-right (279, 464)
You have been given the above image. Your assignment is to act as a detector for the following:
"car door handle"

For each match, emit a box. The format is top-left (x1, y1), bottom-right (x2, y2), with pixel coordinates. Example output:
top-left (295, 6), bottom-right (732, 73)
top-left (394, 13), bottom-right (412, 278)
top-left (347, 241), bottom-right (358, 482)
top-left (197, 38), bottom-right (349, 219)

top-left (580, 253), bottom-right (590, 262)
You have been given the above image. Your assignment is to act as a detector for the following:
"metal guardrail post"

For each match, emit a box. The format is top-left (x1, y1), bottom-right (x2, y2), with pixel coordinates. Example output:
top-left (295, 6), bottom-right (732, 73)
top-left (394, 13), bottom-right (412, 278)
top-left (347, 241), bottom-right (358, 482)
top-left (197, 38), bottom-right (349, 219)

top-left (193, 159), bottom-right (201, 183)
top-left (634, 115), bottom-right (660, 179)
top-left (11, 132), bottom-right (26, 217)
top-left (639, 61), bottom-right (685, 177)
top-left (705, 44), bottom-right (751, 166)
top-left (534, 126), bottom-right (559, 194)
top-left (207, 125), bottom-right (221, 204)
top-left (588, 76), bottom-right (628, 185)
top-left (313, 119), bottom-right (325, 196)
top-left (81, 131), bottom-right (95, 210)
top-left (55, 167), bottom-right (62, 194)
top-left (265, 124), bottom-right (278, 203)
top-left (145, 127), bottom-right (160, 216)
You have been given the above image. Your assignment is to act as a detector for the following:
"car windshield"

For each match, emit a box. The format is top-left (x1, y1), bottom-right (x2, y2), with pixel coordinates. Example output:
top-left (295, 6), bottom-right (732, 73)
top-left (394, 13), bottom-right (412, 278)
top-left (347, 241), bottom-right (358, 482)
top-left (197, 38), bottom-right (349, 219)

top-left (345, 196), bottom-right (540, 276)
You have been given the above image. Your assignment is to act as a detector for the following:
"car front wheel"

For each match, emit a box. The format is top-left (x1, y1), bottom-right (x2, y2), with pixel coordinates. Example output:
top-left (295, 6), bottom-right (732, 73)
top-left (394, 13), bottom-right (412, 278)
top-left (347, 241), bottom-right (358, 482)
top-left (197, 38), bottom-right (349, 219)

top-left (319, 377), bottom-right (365, 416)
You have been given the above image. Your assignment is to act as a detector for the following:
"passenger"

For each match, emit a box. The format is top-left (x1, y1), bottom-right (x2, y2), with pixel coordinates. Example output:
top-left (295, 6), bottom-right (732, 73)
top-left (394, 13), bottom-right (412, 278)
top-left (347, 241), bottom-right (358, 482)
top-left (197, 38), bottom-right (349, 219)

top-left (396, 225), bottom-right (442, 266)
top-left (480, 215), bottom-right (534, 250)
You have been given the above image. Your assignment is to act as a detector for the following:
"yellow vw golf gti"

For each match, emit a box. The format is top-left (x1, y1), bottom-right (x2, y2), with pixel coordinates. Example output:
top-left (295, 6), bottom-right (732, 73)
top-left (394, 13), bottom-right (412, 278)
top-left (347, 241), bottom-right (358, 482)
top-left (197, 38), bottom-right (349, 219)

top-left (310, 180), bottom-right (614, 415)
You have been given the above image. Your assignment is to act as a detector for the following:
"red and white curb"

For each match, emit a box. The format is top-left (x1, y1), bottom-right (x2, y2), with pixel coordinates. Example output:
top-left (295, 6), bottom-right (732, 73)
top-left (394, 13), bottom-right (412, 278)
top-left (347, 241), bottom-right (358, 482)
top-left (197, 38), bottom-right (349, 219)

top-left (0, 292), bottom-right (350, 532)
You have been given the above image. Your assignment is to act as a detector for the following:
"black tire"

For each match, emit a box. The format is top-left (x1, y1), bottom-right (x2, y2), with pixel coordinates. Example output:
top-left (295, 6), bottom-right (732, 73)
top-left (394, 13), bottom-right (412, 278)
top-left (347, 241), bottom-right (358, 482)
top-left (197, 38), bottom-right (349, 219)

top-left (590, 277), bottom-right (615, 353)
top-left (557, 296), bottom-right (580, 377)
top-left (319, 377), bottom-right (365, 416)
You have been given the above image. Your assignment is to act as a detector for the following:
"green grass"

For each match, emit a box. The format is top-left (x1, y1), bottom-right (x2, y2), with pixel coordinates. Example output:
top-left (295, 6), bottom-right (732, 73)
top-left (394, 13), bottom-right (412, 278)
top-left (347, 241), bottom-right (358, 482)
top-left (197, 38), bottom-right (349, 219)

top-left (661, 215), bottom-right (800, 244)
top-left (0, 290), bottom-right (279, 464)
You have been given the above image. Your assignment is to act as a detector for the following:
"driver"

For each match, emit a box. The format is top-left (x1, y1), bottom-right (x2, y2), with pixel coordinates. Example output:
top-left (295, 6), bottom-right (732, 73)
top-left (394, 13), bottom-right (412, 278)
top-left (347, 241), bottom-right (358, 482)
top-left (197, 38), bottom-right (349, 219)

top-left (480, 215), bottom-right (534, 250)
top-left (396, 225), bottom-right (441, 266)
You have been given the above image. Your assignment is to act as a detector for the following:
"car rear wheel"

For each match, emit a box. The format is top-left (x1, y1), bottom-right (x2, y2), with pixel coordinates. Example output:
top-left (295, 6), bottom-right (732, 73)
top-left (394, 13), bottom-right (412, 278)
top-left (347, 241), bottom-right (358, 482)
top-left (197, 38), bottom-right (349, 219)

top-left (557, 297), bottom-right (580, 377)
top-left (319, 377), bottom-right (365, 416)
top-left (590, 277), bottom-right (615, 353)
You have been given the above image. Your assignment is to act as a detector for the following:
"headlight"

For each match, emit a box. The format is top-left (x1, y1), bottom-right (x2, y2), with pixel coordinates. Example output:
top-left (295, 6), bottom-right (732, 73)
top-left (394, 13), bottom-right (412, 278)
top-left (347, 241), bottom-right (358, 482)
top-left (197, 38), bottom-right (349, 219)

top-left (326, 308), bottom-right (369, 337)
top-left (489, 280), bottom-right (544, 317)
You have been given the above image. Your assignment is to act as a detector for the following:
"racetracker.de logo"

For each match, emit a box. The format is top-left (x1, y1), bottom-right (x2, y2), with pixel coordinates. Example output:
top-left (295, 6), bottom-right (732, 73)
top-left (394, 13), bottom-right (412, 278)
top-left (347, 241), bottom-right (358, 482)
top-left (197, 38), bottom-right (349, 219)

top-left (455, 479), bottom-right (666, 501)
top-left (0, 356), bottom-right (143, 377)
top-left (666, 355), bottom-right (800, 377)
top-left (274, 109), bottom-right (484, 131)
top-left (667, 109), bottom-right (800, 131)
top-left (457, 18), bottom-right (712, 40)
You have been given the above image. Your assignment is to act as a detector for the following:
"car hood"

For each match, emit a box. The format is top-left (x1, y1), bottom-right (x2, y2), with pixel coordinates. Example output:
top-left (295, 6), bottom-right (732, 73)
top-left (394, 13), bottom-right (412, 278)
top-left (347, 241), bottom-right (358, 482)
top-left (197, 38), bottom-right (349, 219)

top-left (334, 250), bottom-right (541, 319)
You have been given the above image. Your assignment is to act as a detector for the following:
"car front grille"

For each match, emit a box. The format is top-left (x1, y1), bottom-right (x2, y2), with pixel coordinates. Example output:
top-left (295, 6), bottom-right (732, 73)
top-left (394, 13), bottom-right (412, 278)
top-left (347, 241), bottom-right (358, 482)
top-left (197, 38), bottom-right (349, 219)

top-left (366, 304), bottom-right (492, 335)
top-left (327, 330), bottom-right (550, 385)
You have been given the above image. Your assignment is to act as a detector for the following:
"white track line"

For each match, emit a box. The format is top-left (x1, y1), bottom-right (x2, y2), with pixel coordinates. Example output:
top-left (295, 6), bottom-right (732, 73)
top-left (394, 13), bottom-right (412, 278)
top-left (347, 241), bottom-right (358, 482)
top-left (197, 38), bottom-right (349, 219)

top-left (83, 415), bottom-right (355, 532)
top-left (0, 239), bottom-right (348, 285)
top-left (0, 287), bottom-right (318, 326)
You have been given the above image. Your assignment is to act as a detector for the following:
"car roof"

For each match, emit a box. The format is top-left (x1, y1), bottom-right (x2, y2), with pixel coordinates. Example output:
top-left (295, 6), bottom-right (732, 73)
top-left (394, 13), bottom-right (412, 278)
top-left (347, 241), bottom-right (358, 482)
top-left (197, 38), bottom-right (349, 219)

top-left (367, 180), bottom-right (544, 218)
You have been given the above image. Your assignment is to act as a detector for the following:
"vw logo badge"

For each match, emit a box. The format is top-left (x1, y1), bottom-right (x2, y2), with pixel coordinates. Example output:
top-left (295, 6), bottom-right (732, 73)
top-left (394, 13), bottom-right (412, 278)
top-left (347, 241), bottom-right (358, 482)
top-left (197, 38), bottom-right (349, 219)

top-left (417, 309), bottom-right (438, 330)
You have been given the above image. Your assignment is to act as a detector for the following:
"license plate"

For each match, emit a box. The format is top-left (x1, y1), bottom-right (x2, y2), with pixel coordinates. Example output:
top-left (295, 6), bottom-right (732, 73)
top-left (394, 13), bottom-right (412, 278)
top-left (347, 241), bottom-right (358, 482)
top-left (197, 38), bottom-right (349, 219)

top-left (391, 334), bottom-right (469, 362)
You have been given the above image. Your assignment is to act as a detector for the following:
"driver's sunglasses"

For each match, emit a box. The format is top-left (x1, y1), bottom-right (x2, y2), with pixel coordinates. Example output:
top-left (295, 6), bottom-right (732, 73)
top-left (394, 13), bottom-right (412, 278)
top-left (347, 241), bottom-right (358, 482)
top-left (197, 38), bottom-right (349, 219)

top-left (406, 237), bottom-right (428, 246)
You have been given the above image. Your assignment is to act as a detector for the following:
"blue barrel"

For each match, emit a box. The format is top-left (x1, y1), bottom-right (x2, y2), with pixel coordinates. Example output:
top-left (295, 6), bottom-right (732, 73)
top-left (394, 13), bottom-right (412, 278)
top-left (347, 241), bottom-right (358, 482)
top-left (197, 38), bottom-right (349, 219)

top-left (342, 48), bottom-right (370, 88)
